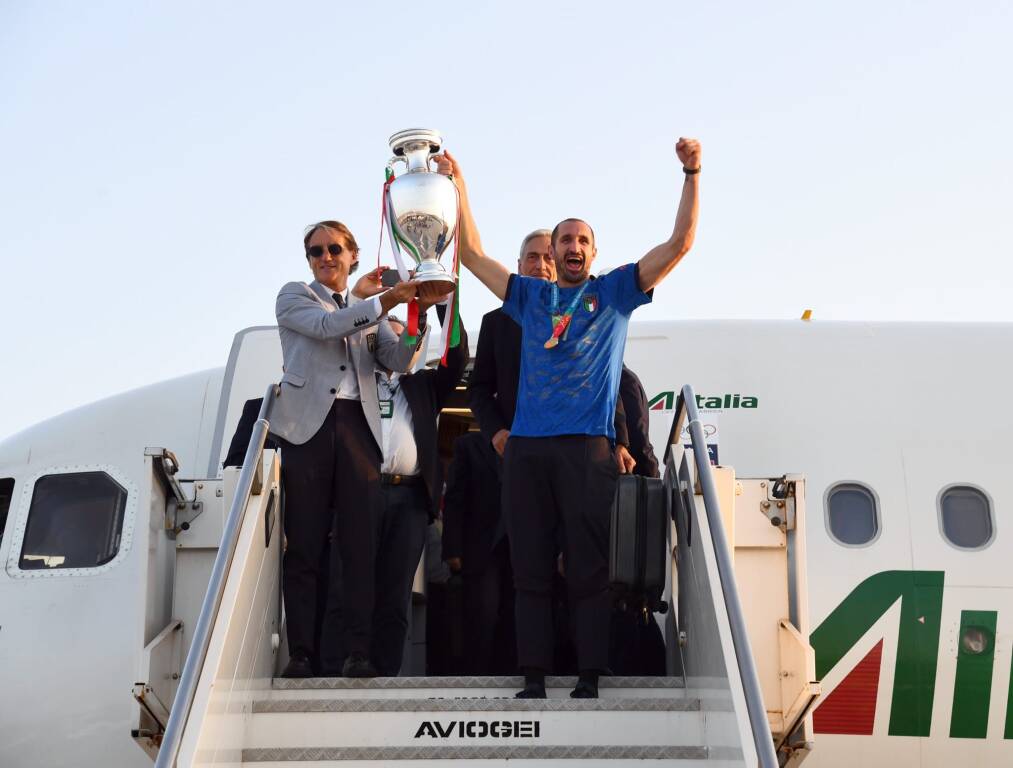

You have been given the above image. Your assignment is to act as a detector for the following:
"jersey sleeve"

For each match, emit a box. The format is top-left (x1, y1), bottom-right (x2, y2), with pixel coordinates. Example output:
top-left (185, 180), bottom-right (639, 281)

top-left (603, 263), bottom-right (653, 315)
top-left (502, 274), bottom-right (530, 324)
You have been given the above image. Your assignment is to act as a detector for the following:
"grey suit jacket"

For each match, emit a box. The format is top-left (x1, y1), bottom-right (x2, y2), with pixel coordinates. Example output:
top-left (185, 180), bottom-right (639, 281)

top-left (271, 280), bottom-right (427, 447)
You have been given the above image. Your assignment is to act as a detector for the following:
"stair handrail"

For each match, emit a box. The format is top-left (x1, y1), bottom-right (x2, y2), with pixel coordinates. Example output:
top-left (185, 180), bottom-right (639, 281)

top-left (155, 384), bottom-right (280, 768)
top-left (670, 384), bottom-right (779, 768)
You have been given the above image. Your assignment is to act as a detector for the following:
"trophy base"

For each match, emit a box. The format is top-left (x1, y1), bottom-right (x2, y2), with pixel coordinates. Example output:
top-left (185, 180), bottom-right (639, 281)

top-left (411, 261), bottom-right (457, 296)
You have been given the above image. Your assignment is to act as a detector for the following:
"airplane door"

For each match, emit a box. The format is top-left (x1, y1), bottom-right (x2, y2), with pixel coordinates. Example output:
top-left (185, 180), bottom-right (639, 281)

top-left (0, 467), bottom-right (151, 768)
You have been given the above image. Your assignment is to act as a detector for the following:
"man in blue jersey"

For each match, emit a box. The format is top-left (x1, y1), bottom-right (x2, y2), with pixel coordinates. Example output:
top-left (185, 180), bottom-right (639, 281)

top-left (437, 138), bottom-right (701, 698)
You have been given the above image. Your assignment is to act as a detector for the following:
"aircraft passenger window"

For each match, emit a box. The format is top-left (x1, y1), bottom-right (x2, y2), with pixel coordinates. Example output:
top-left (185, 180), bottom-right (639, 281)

top-left (0, 478), bottom-right (14, 545)
top-left (19, 472), bottom-right (127, 570)
top-left (826, 483), bottom-right (879, 546)
top-left (938, 485), bottom-right (994, 550)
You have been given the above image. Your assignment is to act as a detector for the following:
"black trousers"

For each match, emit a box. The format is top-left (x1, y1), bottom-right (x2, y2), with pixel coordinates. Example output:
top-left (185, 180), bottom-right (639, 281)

top-left (462, 538), bottom-right (516, 675)
top-left (277, 399), bottom-right (380, 664)
top-left (502, 435), bottom-right (618, 672)
top-left (320, 481), bottom-right (429, 675)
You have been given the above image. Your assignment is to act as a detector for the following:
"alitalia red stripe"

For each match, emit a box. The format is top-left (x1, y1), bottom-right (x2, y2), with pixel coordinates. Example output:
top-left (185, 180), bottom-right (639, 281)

top-left (813, 639), bottom-right (883, 735)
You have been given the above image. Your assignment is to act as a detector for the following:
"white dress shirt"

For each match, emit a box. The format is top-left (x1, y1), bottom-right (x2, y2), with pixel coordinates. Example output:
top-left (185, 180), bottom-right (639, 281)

top-left (376, 370), bottom-right (419, 476)
top-left (331, 290), bottom-right (384, 401)
top-left (331, 288), bottom-right (359, 400)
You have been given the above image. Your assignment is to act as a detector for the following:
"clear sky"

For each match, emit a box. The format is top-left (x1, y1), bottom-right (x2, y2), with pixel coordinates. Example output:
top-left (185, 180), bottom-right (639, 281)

top-left (1, 1), bottom-right (1011, 440)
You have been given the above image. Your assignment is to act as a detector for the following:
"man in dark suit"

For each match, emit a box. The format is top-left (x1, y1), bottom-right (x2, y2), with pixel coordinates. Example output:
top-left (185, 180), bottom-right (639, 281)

top-left (222, 398), bottom-right (279, 469)
top-left (441, 431), bottom-right (515, 674)
top-left (320, 312), bottom-right (469, 677)
top-left (468, 229), bottom-right (554, 457)
top-left (616, 365), bottom-right (660, 479)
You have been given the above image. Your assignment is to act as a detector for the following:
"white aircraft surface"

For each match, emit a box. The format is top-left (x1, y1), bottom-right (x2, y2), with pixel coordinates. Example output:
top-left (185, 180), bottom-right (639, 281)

top-left (0, 317), bottom-right (1010, 767)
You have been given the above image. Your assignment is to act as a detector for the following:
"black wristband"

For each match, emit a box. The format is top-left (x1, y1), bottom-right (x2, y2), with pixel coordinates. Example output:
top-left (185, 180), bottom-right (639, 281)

top-left (683, 166), bottom-right (701, 175)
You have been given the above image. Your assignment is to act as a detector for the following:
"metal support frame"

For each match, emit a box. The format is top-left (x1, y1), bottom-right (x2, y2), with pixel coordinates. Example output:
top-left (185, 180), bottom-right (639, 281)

top-left (146, 448), bottom-right (203, 536)
top-left (669, 385), bottom-right (780, 768)
top-left (154, 384), bottom-right (279, 768)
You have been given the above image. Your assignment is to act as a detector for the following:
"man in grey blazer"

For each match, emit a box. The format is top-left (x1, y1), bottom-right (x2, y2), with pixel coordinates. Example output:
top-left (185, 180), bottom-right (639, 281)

top-left (272, 220), bottom-right (429, 677)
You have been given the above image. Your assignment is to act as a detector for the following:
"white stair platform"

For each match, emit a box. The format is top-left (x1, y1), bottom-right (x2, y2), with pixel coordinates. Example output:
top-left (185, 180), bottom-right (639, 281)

top-left (237, 676), bottom-right (743, 765)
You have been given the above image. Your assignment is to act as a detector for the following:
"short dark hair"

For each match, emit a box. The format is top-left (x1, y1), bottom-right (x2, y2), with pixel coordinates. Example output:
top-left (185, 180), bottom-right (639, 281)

top-left (550, 218), bottom-right (595, 247)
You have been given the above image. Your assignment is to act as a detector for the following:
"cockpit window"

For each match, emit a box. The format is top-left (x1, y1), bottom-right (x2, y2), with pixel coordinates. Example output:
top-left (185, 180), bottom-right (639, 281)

top-left (19, 472), bottom-right (127, 570)
top-left (0, 478), bottom-right (14, 546)
top-left (938, 485), bottom-right (994, 550)
top-left (826, 482), bottom-right (880, 546)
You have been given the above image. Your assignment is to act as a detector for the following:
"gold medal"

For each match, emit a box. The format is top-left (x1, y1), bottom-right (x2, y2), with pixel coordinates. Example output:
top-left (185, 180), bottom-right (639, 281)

top-left (544, 337), bottom-right (559, 349)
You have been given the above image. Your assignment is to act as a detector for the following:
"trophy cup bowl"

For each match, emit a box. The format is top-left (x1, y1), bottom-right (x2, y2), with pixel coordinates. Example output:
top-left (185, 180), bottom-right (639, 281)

top-left (387, 128), bottom-right (458, 295)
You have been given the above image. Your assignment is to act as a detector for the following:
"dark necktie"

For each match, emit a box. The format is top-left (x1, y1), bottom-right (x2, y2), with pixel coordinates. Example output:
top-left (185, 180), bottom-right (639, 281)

top-left (332, 292), bottom-right (346, 309)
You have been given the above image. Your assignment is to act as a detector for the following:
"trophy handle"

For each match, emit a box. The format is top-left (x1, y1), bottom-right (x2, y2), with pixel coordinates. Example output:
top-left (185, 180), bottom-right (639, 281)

top-left (391, 153), bottom-right (435, 172)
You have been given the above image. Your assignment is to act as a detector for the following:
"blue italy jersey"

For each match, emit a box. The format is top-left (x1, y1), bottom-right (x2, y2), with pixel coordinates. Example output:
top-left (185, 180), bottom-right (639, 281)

top-left (503, 263), bottom-right (652, 440)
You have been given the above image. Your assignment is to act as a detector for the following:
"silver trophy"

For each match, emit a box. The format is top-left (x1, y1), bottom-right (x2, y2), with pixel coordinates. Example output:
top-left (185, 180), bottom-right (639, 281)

top-left (386, 128), bottom-right (458, 294)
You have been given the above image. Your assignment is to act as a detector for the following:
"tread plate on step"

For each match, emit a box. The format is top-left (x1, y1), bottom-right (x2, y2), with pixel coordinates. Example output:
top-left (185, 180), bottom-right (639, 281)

top-left (272, 676), bottom-right (685, 690)
top-left (253, 697), bottom-right (700, 713)
top-left (242, 744), bottom-right (710, 762)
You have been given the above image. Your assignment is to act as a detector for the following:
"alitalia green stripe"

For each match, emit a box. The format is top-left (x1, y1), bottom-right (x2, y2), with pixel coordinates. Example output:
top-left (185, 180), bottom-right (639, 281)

top-left (810, 570), bottom-right (943, 737)
top-left (1005, 649), bottom-right (1013, 739)
top-left (949, 610), bottom-right (997, 739)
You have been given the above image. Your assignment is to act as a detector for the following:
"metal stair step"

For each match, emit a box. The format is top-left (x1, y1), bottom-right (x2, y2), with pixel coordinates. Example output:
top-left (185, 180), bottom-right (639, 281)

top-left (270, 675), bottom-right (686, 700)
top-left (253, 696), bottom-right (700, 714)
top-left (242, 744), bottom-right (719, 763)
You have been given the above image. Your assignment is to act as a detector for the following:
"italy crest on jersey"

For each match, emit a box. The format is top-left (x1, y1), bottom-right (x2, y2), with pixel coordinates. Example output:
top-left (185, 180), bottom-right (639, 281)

top-left (583, 294), bottom-right (598, 313)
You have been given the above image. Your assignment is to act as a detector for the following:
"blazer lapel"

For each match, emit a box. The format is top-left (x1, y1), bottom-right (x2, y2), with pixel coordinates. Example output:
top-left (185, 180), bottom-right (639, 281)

top-left (309, 280), bottom-right (338, 308)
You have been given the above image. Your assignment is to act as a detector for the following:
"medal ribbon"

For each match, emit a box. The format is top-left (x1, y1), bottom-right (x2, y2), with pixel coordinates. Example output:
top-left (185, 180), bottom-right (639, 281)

top-left (544, 281), bottom-right (590, 349)
top-left (439, 183), bottom-right (463, 367)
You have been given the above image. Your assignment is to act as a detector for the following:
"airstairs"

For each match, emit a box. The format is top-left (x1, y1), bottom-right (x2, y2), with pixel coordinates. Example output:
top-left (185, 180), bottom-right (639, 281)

top-left (134, 385), bottom-right (819, 767)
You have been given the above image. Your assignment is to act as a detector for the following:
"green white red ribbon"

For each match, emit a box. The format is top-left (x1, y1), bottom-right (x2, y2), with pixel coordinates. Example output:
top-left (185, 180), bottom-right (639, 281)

top-left (439, 186), bottom-right (463, 367)
top-left (378, 167), bottom-right (420, 345)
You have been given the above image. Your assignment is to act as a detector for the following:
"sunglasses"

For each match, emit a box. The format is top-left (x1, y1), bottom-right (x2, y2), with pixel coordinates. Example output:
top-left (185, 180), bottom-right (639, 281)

top-left (307, 243), bottom-right (345, 259)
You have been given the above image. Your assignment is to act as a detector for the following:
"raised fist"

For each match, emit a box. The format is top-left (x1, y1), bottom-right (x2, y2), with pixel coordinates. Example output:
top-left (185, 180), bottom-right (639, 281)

top-left (675, 137), bottom-right (701, 171)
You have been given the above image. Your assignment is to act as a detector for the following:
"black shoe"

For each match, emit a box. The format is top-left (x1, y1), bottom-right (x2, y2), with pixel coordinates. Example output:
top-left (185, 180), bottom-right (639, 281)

top-left (570, 670), bottom-right (600, 699)
top-left (515, 682), bottom-right (547, 698)
top-left (342, 653), bottom-right (378, 678)
top-left (515, 668), bottom-right (546, 699)
top-left (281, 651), bottom-right (314, 678)
top-left (570, 680), bottom-right (598, 698)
